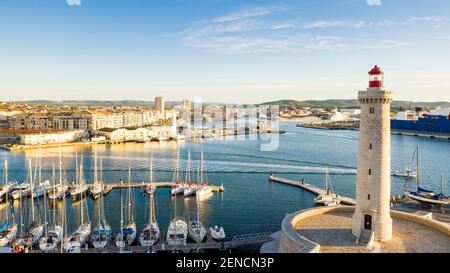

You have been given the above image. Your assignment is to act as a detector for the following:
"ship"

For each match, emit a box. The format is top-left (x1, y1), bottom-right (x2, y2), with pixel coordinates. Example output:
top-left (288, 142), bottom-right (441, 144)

top-left (391, 108), bottom-right (450, 138)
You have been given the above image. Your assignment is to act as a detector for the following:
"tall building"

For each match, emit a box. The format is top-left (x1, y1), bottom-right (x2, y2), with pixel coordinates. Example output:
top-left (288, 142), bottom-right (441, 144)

top-left (352, 65), bottom-right (393, 242)
top-left (182, 99), bottom-right (191, 111)
top-left (155, 96), bottom-right (165, 118)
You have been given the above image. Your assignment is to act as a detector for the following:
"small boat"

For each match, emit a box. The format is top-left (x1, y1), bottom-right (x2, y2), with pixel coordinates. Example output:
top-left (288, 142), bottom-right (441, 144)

top-left (166, 218), bottom-right (188, 246)
top-left (10, 183), bottom-right (31, 200)
top-left (39, 225), bottom-right (62, 251)
top-left (196, 152), bottom-right (213, 199)
top-left (197, 184), bottom-right (213, 198)
top-left (188, 220), bottom-right (206, 244)
top-left (314, 168), bottom-right (341, 207)
top-left (171, 182), bottom-right (186, 195)
top-left (0, 159), bottom-right (16, 202)
top-left (63, 222), bottom-right (91, 251)
top-left (91, 220), bottom-right (112, 249)
top-left (89, 182), bottom-right (104, 199)
top-left (0, 221), bottom-right (18, 247)
top-left (140, 154), bottom-right (161, 247)
top-left (393, 166), bottom-right (417, 178)
top-left (403, 146), bottom-right (449, 206)
top-left (48, 148), bottom-right (69, 200)
top-left (115, 167), bottom-right (137, 248)
top-left (32, 181), bottom-right (50, 198)
top-left (27, 221), bottom-right (44, 246)
top-left (210, 225), bottom-right (225, 241)
top-left (183, 183), bottom-right (197, 197)
top-left (70, 155), bottom-right (89, 200)
top-left (90, 149), bottom-right (105, 199)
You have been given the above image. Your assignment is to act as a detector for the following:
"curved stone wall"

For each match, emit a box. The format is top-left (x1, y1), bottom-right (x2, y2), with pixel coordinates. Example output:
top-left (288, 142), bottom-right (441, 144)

top-left (278, 206), bottom-right (450, 253)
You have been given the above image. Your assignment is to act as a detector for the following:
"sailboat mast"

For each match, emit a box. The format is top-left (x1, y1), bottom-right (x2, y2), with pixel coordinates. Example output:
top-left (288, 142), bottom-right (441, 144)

top-left (416, 145), bottom-right (419, 191)
top-left (441, 171), bottom-right (444, 194)
top-left (75, 146), bottom-right (79, 185)
top-left (29, 159), bottom-right (35, 222)
top-left (94, 146), bottom-right (98, 183)
top-left (52, 163), bottom-right (56, 226)
top-left (4, 159), bottom-right (7, 185)
top-left (128, 167), bottom-right (132, 223)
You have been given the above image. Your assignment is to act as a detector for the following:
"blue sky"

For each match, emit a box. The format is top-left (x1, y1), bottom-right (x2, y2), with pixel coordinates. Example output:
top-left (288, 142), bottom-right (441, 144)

top-left (1, 0), bottom-right (450, 103)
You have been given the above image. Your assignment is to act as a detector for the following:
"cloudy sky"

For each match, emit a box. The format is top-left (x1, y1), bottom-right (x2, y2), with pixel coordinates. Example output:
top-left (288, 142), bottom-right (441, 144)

top-left (1, 0), bottom-right (450, 103)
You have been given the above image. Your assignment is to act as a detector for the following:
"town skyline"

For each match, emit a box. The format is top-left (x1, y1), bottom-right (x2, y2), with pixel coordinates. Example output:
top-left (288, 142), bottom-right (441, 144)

top-left (1, 0), bottom-right (450, 103)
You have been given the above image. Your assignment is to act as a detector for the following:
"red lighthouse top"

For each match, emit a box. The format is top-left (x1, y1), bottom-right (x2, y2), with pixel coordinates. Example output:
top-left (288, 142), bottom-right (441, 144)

top-left (368, 65), bottom-right (384, 88)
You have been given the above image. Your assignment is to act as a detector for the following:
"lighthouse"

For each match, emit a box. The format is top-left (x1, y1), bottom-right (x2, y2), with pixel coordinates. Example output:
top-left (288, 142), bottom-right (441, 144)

top-left (352, 65), bottom-right (393, 242)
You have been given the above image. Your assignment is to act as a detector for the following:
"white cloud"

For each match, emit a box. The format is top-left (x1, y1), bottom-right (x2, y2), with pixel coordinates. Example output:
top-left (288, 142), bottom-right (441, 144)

top-left (213, 6), bottom-right (286, 23)
top-left (302, 20), bottom-right (368, 29)
top-left (366, 0), bottom-right (381, 6)
top-left (67, 0), bottom-right (81, 6)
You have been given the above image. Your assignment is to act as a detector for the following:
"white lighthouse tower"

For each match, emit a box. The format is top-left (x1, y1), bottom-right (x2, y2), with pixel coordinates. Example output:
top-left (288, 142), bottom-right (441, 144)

top-left (352, 65), bottom-right (393, 242)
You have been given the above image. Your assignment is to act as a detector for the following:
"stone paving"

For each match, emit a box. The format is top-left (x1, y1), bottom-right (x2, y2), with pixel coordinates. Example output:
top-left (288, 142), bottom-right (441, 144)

top-left (295, 211), bottom-right (450, 253)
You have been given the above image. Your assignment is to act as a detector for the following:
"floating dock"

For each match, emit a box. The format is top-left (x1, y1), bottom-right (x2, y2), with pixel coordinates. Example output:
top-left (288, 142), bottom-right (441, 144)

top-left (102, 182), bottom-right (224, 195)
top-left (269, 175), bottom-right (356, 206)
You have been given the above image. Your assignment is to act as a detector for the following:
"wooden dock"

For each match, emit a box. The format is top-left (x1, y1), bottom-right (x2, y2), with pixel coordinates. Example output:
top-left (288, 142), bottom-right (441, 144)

top-left (102, 182), bottom-right (225, 195)
top-left (269, 175), bottom-right (355, 206)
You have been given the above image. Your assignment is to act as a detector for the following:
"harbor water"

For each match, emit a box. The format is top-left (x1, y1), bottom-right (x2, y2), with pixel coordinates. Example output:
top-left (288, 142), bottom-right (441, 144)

top-left (1, 120), bottom-right (450, 239)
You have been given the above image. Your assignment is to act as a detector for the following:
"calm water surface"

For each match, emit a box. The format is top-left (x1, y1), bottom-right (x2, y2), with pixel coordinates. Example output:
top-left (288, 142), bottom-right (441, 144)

top-left (1, 120), bottom-right (450, 238)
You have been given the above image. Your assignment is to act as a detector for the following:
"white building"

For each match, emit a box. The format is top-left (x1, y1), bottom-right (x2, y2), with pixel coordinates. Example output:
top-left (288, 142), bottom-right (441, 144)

top-left (429, 107), bottom-right (450, 117)
top-left (20, 130), bottom-right (86, 145)
top-left (352, 65), bottom-right (393, 242)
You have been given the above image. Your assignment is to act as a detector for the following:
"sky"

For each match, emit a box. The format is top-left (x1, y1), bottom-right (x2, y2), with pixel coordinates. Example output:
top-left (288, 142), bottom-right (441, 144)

top-left (1, 0), bottom-right (450, 104)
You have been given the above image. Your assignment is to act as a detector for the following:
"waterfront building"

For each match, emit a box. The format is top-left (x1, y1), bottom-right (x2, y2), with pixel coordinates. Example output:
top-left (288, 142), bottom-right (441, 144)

top-left (20, 130), bottom-right (86, 145)
top-left (182, 99), bottom-right (191, 111)
top-left (155, 96), bottom-right (165, 118)
top-left (352, 65), bottom-right (393, 242)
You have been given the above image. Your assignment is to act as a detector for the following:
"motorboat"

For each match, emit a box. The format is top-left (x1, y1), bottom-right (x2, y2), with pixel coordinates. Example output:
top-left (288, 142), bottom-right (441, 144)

top-left (210, 225), bottom-right (225, 241)
top-left (166, 218), bottom-right (188, 246)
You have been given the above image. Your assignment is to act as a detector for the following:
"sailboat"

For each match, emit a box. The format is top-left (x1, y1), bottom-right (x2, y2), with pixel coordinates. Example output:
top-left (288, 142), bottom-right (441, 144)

top-left (48, 145), bottom-right (68, 200)
top-left (90, 189), bottom-right (111, 249)
top-left (0, 202), bottom-right (18, 247)
top-left (314, 168), bottom-right (341, 206)
top-left (115, 167), bottom-right (137, 247)
top-left (188, 190), bottom-right (207, 243)
top-left (0, 159), bottom-right (16, 202)
top-left (140, 154), bottom-right (160, 247)
top-left (89, 147), bottom-right (105, 199)
top-left (393, 151), bottom-right (417, 178)
top-left (39, 164), bottom-right (63, 251)
top-left (196, 152), bottom-right (213, 199)
top-left (10, 161), bottom-right (32, 201)
top-left (403, 145), bottom-right (449, 205)
top-left (166, 155), bottom-right (188, 246)
top-left (183, 150), bottom-right (197, 197)
top-left (25, 158), bottom-right (44, 246)
top-left (70, 156), bottom-right (89, 200)
top-left (32, 153), bottom-right (50, 198)
top-left (63, 188), bottom-right (91, 251)
top-left (171, 148), bottom-right (186, 195)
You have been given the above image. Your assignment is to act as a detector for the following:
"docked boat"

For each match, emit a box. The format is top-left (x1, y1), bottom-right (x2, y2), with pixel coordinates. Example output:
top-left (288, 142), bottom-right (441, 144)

top-left (314, 168), bottom-right (341, 207)
top-left (63, 222), bottom-right (91, 251)
top-left (70, 155), bottom-right (90, 200)
top-left (403, 145), bottom-right (449, 206)
top-left (0, 202), bottom-right (18, 248)
top-left (39, 225), bottom-right (62, 251)
top-left (115, 167), bottom-right (137, 248)
top-left (197, 183), bottom-right (212, 198)
top-left (0, 159), bottom-right (16, 202)
top-left (32, 181), bottom-right (50, 198)
top-left (393, 169), bottom-right (417, 178)
top-left (171, 182), bottom-right (186, 195)
top-left (183, 183), bottom-right (197, 197)
top-left (89, 149), bottom-right (105, 199)
top-left (48, 149), bottom-right (69, 200)
top-left (27, 221), bottom-right (44, 246)
top-left (210, 225), bottom-right (225, 241)
top-left (166, 218), bottom-right (188, 246)
top-left (10, 183), bottom-right (31, 200)
top-left (170, 149), bottom-right (186, 195)
top-left (188, 189), bottom-right (207, 243)
top-left (91, 220), bottom-right (111, 249)
top-left (139, 193), bottom-right (160, 246)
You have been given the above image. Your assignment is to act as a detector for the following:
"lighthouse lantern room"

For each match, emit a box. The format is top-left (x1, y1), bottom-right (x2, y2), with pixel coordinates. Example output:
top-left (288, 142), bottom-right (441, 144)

top-left (368, 65), bottom-right (384, 88)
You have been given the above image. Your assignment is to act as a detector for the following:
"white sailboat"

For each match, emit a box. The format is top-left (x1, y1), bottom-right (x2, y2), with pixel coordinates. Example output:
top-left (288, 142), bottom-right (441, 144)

top-left (0, 202), bottom-right (18, 247)
top-left (0, 159), bottom-right (16, 202)
top-left (25, 158), bottom-right (44, 246)
top-left (63, 189), bottom-right (91, 251)
top-left (167, 155), bottom-right (188, 246)
top-left (196, 152), bottom-right (213, 198)
top-left (115, 167), bottom-right (137, 247)
top-left (48, 145), bottom-right (68, 200)
top-left (89, 147), bottom-right (105, 199)
top-left (183, 150), bottom-right (197, 197)
top-left (403, 145), bottom-right (449, 205)
top-left (188, 191), bottom-right (207, 243)
top-left (171, 148), bottom-right (186, 195)
top-left (10, 182), bottom-right (31, 200)
top-left (314, 168), bottom-right (341, 207)
top-left (91, 189), bottom-right (111, 249)
top-left (39, 164), bottom-right (63, 251)
top-left (140, 154), bottom-right (160, 247)
top-left (32, 153), bottom-right (50, 198)
top-left (210, 225), bottom-right (225, 241)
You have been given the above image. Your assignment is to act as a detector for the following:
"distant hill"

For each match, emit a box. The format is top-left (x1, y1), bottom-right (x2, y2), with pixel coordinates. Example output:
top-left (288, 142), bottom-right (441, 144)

top-left (10, 100), bottom-right (177, 107)
top-left (260, 99), bottom-right (450, 109)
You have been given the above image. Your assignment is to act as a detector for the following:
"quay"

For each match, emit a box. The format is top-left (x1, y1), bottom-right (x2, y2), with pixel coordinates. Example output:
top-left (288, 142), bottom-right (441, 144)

top-left (91, 182), bottom-right (224, 195)
top-left (269, 175), bottom-right (356, 206)
top-left (33, 232), bottom-right (273, 254)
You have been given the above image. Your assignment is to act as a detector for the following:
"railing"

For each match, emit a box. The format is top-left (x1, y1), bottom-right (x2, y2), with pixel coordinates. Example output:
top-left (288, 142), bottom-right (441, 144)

top-left (229, 232), bottom-right (274, 248)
